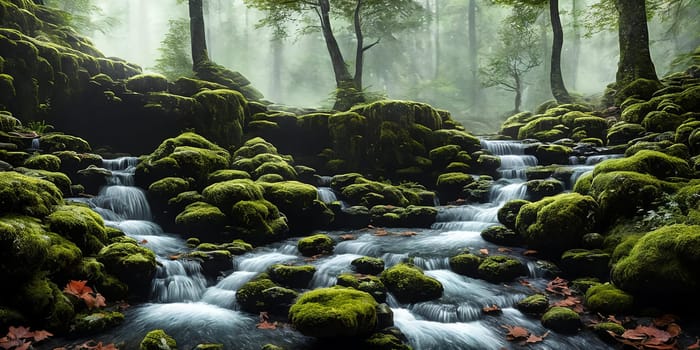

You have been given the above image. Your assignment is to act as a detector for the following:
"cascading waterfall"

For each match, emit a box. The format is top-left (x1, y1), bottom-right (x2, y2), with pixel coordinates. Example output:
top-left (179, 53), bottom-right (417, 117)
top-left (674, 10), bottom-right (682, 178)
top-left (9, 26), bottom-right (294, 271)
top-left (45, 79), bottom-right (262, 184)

top-left (77, 147), bottom-right (612, 349)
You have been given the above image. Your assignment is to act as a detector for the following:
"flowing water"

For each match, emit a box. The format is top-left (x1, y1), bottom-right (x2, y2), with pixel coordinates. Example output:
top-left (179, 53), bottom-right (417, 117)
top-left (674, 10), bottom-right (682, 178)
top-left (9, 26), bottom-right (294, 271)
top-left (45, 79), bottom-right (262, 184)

top-left (69, 143), bottom-right (617, 349)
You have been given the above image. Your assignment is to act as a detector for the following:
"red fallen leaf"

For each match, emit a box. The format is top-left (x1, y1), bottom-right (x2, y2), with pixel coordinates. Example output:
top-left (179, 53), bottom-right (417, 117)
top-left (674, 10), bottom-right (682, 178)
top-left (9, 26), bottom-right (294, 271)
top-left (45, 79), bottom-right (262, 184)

top-left (399, 231), bottom-right (417, 237)
top-left (78, 340), bottom-right (120, 350)
top-left (168, 254), bottom-right (182, 260)
top-left (339, 234), bottom-right (356, 240)
top-left (30, 329), bottom-right (53, 342)
top-left (479, 248), bottom-right (489, 255)
top-left (64, 280), bottom-right (93, 298)
top-left (497, 247), bottom-right (512, 253)
top-left (256, 312), bottom-right (277, 330)
top-left (525, 330), bottom-right (549, 344)
top-left (502, 325), bottom-right (529, 341)
top-left (666, 323), bottom-right (681, 337)
top-left (523, 250), bottom-right (538, 256)
top-left (654, 314), bottom-right (679, 328)
top-left (374, 229), bottom-right (389, 236)
top-left (482, 304), bottom-right (502, 314)
top-left (139, 239), bottom-right (148, 244)
top-left (546, 277), bottom-right (572, 296)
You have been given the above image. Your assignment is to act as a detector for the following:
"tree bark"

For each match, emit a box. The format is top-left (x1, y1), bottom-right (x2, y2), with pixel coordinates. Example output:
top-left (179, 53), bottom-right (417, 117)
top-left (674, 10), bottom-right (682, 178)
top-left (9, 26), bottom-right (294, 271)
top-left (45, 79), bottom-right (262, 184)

top-left (353, 0), bottom-right (364, 89)
top-left (615, 0), bottom-right (658, 86)
top-left (270, 38), bottom-right (283, 101)
top-left (189, 0), bottom-right (210, 69)
top-left (318, 0), bottom-right (353, 87)
top-left (514, 70), bottom-right (522, 112)
top-left (570, 0), bottom-right (580, 90)
top-left (549, 0), bottom-right (572, 103)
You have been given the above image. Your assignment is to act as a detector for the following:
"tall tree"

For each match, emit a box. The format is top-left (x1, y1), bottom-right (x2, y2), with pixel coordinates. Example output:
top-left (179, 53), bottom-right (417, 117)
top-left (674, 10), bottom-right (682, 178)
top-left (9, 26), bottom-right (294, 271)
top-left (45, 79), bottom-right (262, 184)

top-left (615, 0), bottom-right (658, 85)
top-left (467, 0), bottom-right (479, 107)
top-left (189, 0), bottom-right (210, 69)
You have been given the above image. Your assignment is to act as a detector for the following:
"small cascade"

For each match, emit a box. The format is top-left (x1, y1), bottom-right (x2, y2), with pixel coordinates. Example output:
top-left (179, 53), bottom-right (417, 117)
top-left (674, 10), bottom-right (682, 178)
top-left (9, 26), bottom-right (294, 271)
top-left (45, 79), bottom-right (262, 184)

top-left (569, 154), bottom-right (624, 187)
top-left (481, 140), bottom-right (538, 179)
top-left (317, 175), bottom-right (333, 187)
top-left (489, 179), bottom-right (528, 204)
top-left (30, 138), bottom-right (40, 151)
top-left (317, 187), bottom-right (338, 203)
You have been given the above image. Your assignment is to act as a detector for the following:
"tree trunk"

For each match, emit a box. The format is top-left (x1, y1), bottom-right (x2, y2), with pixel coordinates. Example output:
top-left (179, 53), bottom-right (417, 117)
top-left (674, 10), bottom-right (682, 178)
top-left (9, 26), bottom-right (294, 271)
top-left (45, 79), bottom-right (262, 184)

top-left (615, 0), bottom-right (658, 86)
top-left (514, 71), bottom-right (522, 112)
top-left (549, 0), bottom-right (572, 103)
top-left (570, 0), bottom-right (580, 90)
top-left (468, 0), bottom-right (479, 109)
top-left (270, 38), bottom-right (283, 101)
top-left (189, 0), bottom-right (210, 69)
top-left (353, 0), bottom-right (364, 89)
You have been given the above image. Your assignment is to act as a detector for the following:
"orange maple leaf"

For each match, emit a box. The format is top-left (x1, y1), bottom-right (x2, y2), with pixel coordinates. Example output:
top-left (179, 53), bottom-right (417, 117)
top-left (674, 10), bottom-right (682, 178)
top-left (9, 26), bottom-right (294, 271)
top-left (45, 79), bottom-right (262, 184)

top-left (525, 330), bottom-right (549, 344)
top-left (479, 248), bottom-right (489, 255)
top-left (502, 324), bottom-right (529, 341)
top-left (482, 304), bottom-right (502, 314)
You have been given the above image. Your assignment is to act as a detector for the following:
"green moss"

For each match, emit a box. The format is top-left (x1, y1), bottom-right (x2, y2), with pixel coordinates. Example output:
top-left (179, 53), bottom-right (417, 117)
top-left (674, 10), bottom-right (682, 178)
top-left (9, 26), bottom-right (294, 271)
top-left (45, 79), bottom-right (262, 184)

top-left (449, 253), bottom-right (483, 277)
top-left (23, 154), bottom-right (60, 171)
top-left (592, 322), bottom-right (626, 342)
top-left (363, 332), bottom-right (411, 350)
top-left (428, 145), bottom-right (461, 167)
top-left (606, 122), bottom-right (646, 145)
top-left (380, 263), bottom-right (443, 303)
top-left (518, 116), bottom-right (562, 141)
top-left (207, 169), bottom-right (250, 184)
top-left (167, 191), bottom-right (205, 211)
top-left (480, 225), bottom-right (523, 246)
top-left (615, 78), bottom-right (663, 105)
top-left (191, 89), bottom-right (247, 146)
top-left (174, 201), bottom-right (227, 234)
top-left (43, 231), bottom-right (82, 277)
top-left (47, 204), bottom-right (108, 254)
top-left (126, 73), bottom-right (169, 93)
top-left (253, 161), bottom-right (298, 181)
top-left (267, 264), bottom-right (316, 288)
top-left (336, 273), bottom-right (387, 303)
top-left (71, 311), bottom-right (125, 335)
top-left (0, 171), bottom-right (62, 217)
top-left (148, 177), bottom-right (190, 201)
top-left (288, 286), bottom-right (378, 338)
top-left (525, 179), bottom-right (565, 201)
top-left (675, 120), bottom-right (700, 145)
top-left (351, 256), bottom-right (385, 275)
top-left (516, 294), bottom-right (549, 315)
top-left (435, 172), bottom-right (474, 201)
top-left (229, 199), bottom-right (288, 244)
top-left (541, 306), bottom-right (581, 334)
top-left (39, 133), bottom-right (91, 153)
top-left (14, 167), bottom-right (72, 196)
top-left (641, 111), bottom-right (685, 133)
top-left (611, 224), bottom-right (700, 300)
top-left (140, 330), bottom-right (177, 350)
top-left (298, 234), bottom-right (335, 257)
top-left (534, 144), bottom-right (573, 166)
top-left (584, 283), bottom-right (634, 314)
top-left (236, 275), bottom-right (284, 313)
top-left (515, 193), bottom-right (599, 256)
top-left (0, 215), bottom-right (49, 281)
top-left (97, 242), bottom-right (157, 296)
top-left (477, 255), bottom-right (527, 283)
top-left (202, 179), bottom-right (263, 211)
top-left (560, 249), bottom-right (610, 280)
top-left (497, 199), bottom-right (530, 231)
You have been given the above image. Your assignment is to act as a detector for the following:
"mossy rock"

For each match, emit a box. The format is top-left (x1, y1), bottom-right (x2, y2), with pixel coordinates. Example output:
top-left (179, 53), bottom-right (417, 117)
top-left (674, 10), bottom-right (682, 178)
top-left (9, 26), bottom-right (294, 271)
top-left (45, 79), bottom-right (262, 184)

top-left (23, 154), bottom-right (60, 171)
top-left (43, 231), bottom-right (83, 278)
top-left (674, 85), bottom-right (700, 111)
top-left (259, 180), bottom-right (321, 232)
top-left (674, 120), bottom-right (700, 145)
top-left (516, 294), bottom-right (549, 315)
top-left (0, 171), bottom-right (63, 217)
top-left (477, 255), bottom-right (527, 283)
top-left (297, 234), bottom-right (335, 257)
top-left (288, 286), bottom-right (378, 338)
top-left (126, 73), bottom-right (169, 93)
top-left (174, 201), bottom-right (227, 237)
top-left (229, 199), bottom-right (289, 244)
top-left (401, 205), bottom-right (437, 228)
top-left (560, 249), bottom-right (610, 280)
top-left (615, 78), bottom-right (663, 105)
top-left (47, 204), bottom-right (108, 255)
top-left (480, 225), bottom-right (523, 246)
top-left (207, 169), bottom-right (250, 184)
top-left (97, 242), bottom-right (157, 297)
top-left (351, 256), bottom-right (385, 275)
top-left (475, 154), bottom-right (501, 177)
top-left (593, 150), bottom-right (692, 179)
top-left (541, 306), bottom-right (581, 334)
top-left (428, 145), bottom-right (461, 167)
top-left (202, 178), bottom-right (264, 212)
top-left (363, 331), bottom-right (411, 350)
top-left (0, 111), bottom-right (21, 132)
top-left (448, 253), bottom-right (483, 277)
top-left (462, 176), bottom-right (494, 203)
top-left (39, 133), bottom-right (91, 153)
top-left (236, 274), bottom-right (280, 313)
top-left (611, 224), bottom-right (700, 302)
top-left (336, 273), bottom-right (388, 303)
top-left (497, 199), bottom-right (530, 231)
top-left (518, 116), bottom-right (562, 141)
top-left (620, 101), bottom-right (657, 124)
top-left (525, 179), bottom-right (565, 201)
top-left (606, 122), bottom-right (646, 145)
top-left (148, 177), bottom-right (190, 201)
top-left (267, 264), bottom-right (316, 288)
top-left (592, 322), bottom-right (626, 343)
top-left (14, 167), bottom-right (72, 196)
top-left (584, 283), bottom-right (634, 315)
top-left (642, 111), bottom-right (686, 133)
top-left (139, 329), bottom-right (177, 350)
top-left (380, 263), bottom-right (443, 303)
top-left (435, 172), bottom-right (473, 202)
top-left (515, 193), bottom-right (599, 257)
top-left (71, 311), bottom-right (125, 335)
top-left (534, 144), bottom-right (572, 166)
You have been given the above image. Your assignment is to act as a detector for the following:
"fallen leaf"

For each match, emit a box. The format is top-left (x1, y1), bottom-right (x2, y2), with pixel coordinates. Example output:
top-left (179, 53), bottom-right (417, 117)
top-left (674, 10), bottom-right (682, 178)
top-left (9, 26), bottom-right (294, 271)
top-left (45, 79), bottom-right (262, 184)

top-left (525, 330), bottom-right (549, 344)
top-left (653, 314), bottom-right (678, 328)
top-left (482, 304), bottom-right (502, 314)
top-left (479, 248), bottom-right (489, 255)
top-left (497, 247), bottom-right (512, 253)
top-left (339, 234), bottom-right (356, 240)
top-left (502, 325), bottom-right (529, 341)
top-left (666, 323), bottom-right (681, 337)
top-left (546, 277), bottom-right (572, 296)
top-left (374, 229), bottom-right (389, 236)
top-left (523, 250), bottom-right (538, 256)
top-left (30, 329), bottom-right (53, 342)
top-left (399, 231), bottom-right (417, 237)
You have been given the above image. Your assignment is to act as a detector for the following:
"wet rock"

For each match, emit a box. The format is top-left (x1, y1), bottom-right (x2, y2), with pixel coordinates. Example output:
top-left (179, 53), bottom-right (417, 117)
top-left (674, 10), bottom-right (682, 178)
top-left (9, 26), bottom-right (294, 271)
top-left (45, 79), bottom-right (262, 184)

top-left (380, 263), bottom-right (443, 303)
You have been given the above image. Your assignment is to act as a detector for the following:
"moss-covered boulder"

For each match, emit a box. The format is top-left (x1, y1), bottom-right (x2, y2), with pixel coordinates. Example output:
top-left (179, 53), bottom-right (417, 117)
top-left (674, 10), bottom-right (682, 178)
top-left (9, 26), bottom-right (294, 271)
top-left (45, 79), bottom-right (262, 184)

top-left (525, 179), bottom-right (565, 201)
top-left (206, 169), bottom-right (251, 184)
top-left (260, 181), bottom-right (329, 233)
top-left (236, 274), bottom-right (298, 314)
top-left (560, 249), bottom-right (610, 280)
top-left (14, 166), bottom-right (72, 196)
top-left (126, 73), bottom-right (168, 93)
top-left (0, 171), bottom-right (62, 217)
top-left (39, 133), bottom-right (91, 153)
top-left (606, 122), bottom-right (646, 145)
top-left (202, 178), bottom-right (264, 211)
top-left (516, 294), bottom-right (549, 315)
top-left (611, 224), bottom-right (700, 303)
top-left (267, 264), bottom-right (316, 288)
top-left (297, 234), bottom-right (335, 257)
top-left (541, 306), bottom-right (581, 334)
top-left (518, 116), bottom-right (563, 141)
top-left (497, 199), bottom-right (530, 231)
top-left (515, 193), bottom-right (599, 256)
top-left (229, 199), bottom-right (289, 244)
top-left (533, 144), bottom-right (572, 166)
top-left (435, 172), bottom-right (473, 203)
top-left (448, 253), bottom-right (483, 277)
top-left (174, 201), bottom-right (227, 239)
top-left (71, 311), bottom-right (125, 335)
top-left (477, 255), bottom-right (527, 283)
top-left (480, 225), bottom-right (523, 246)
top-left (47, 204), bottom-right (108, 255)
top-left (380, 263), bottom-right (443, 303)
top-left (351, 256), bottom-right (385, 275)
top-left (23, 154), bottom-right (61, 171)
top-left (336, 273), bottom-right (388, 303)
top-left (148, 177), bottom-right (190, 202)
top-left (288, 287), bottom-right (378, 338)
top-left (139, 329), bottom-right (177, 350)
top-left (0, 215), bottom-right (50, 283)
top-left (584, 283), bottom-right (634, 315)
top-left (592, 150), bottom-right (692, 179)
top-left (97, 242), bottom-right (157, 297)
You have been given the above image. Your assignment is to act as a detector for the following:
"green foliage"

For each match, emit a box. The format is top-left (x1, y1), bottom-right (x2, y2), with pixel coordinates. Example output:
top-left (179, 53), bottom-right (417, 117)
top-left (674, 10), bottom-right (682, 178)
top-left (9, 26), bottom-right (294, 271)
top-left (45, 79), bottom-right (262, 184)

top-left (154, 18), bottom-right (193, 80)
top-left (44, 0), bottom-right (119, 35)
